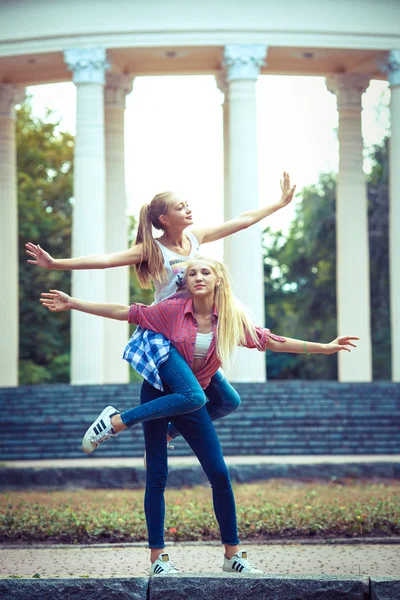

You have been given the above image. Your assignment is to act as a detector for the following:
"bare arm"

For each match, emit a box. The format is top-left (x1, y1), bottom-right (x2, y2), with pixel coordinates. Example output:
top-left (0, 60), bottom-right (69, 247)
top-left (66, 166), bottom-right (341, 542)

top-left (40, 290), bottom-right (129, 321)
top-left (26, 242), bottom-right (144, 271)
top-left (40, 289), bottom-right (172, 335)
top-left (267, 335), bottom-right (359, 355)
top-left (192, 172), bottom-right (296, 244)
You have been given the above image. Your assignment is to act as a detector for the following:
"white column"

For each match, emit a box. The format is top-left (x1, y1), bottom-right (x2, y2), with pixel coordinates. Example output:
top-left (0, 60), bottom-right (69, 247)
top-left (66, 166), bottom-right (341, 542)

top-left (388, 50), bottom-right (400, 381)
top-left (326, 74), bottom-right (372, 382)
top-left (0, 85), bottom-right (25, 387)
top-left (104, 73), bottom-right (133, 383)
top-left (64, 48), bottom-right (109, 384)
top-left (215, 71), bottom-right (230, 251)
top-left (223, 44), bottom-right (267, 382)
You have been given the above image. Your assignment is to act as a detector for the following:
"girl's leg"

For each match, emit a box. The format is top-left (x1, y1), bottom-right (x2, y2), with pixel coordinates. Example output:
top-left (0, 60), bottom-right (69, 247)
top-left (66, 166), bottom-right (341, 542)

top-left (82, 347), bottom-right (206, 453)
top-left (172, 406), bottom-right (262, 573)
top-left (171, 405), bottom-right (240, 549)
top-left (167, 369), bottom-right (241, 441)
top-left (112, 347), bottom-right (206, 430)
top-left (141, 381), bottom-right (180, 574)
top-left (141, 380), bottom-right (169, 553)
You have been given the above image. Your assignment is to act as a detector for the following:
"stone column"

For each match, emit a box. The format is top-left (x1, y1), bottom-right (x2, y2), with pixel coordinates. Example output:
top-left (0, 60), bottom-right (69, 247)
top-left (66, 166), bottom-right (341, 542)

top-left (388, 50), bottom-right (400, 381)
top-left (223, 44), bottom-right (267, 382)
top-left (64, 48), bottom-right (109, 384)
top-left (326, 74), bottom-right (372, 382)
top-left (104, 73), bottom-right (133, 383)
top-left (215, 70), bottom-right (230, 253)
top-left (0, 85), bottom-right (25, 387)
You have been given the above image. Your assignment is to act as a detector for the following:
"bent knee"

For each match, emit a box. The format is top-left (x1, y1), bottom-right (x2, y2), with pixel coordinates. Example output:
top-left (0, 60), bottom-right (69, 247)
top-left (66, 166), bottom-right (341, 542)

top-left (209, 465), bottom-right (231, 489)
top-left (227, 391), bottom-right (241, 411)
top-left (191, 390), bottom-right (206, 410)
top-left (146, 467), bottom-right (168, 491)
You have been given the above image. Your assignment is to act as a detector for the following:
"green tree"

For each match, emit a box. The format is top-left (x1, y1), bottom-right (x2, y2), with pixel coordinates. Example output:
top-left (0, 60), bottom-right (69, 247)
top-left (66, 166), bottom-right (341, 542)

top-left (367, 137), bottom-right (390, 379)
top-left (263, 173), bottom-right (337, 379)
top-left (263, 138), bottom-right (390, 380)
top-left (18, 101), bottom-right (74, 383)
top-left (18, 102), bottom-right (153, 384)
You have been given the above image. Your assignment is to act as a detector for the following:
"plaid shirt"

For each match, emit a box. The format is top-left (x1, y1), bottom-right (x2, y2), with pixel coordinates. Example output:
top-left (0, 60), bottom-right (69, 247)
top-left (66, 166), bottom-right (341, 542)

top-left (123, 296), bottom-right (285, 390)
top-left (122, 327), bottom-right (171, 391)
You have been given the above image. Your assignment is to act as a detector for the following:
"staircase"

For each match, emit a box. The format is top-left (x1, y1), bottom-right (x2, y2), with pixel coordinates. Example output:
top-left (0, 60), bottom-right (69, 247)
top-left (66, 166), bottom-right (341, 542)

top-left (1, 381), bottom-right (399, 460)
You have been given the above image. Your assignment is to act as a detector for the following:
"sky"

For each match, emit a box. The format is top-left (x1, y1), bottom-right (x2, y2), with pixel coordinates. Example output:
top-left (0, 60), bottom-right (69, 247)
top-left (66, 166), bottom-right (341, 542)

top-left (26, 75), bottom-right (390, 259)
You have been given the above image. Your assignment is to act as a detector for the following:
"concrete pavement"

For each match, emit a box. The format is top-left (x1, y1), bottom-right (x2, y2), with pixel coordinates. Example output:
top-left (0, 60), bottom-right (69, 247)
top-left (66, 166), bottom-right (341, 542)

top-left (1, 541), bottom-right (399, 579)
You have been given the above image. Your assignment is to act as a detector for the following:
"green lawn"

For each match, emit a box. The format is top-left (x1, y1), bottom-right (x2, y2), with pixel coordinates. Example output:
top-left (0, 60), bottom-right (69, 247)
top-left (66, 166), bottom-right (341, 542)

top-left (1, 480), bottom-right (399, 544)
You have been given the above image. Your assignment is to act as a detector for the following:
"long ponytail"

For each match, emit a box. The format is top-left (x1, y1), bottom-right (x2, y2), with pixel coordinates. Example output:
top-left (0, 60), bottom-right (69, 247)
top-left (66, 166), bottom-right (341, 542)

top-left (134, 192), bottom-right (174, 288)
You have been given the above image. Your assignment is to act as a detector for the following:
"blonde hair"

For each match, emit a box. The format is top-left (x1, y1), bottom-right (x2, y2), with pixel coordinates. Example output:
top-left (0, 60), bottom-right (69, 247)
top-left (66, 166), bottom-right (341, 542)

top-left (185, 256), bottom-right (263, 369)
top-left (134, 192), bottom-right (175, 288)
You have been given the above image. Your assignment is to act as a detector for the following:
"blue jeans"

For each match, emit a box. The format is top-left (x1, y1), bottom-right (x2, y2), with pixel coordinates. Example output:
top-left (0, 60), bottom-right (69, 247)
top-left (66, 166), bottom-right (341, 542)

top-left (120, 347), bottom-right (206, 427)
top-left (120, 346), bottom-right (240, 433)
top-left (141, 379), bottom-right (240, 549)
top-left (164, 347), bottom-right (241, 440)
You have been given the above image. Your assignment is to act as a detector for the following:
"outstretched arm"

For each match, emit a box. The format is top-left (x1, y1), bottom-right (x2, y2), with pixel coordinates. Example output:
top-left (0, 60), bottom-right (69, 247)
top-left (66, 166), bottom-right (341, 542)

top-left (26, 242), bottom-right (144, 271)
top-left (267, 335), bottom-right (359, 355)
top-left (40, 290), bottom-right (129, 321)
top-left (40, 289), bottom-right (173, 335)
top-left (192, 172), bottom-right (296, 244)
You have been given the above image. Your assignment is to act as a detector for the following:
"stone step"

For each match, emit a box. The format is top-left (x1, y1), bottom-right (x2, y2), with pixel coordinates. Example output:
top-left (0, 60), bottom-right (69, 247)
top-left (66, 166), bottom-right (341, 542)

top-left (0, 573), bottom-right (387, 600)
top-left (2, 444), bottom-right (399, 461)
top-left (2, 382), bottom-right (400, 460)
top-left (6, 411), bottom-right (400, 422)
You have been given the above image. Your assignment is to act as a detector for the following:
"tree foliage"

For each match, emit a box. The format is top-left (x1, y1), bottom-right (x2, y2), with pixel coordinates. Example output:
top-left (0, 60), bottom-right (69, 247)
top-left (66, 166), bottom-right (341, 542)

top-left (18, 102), bottom-right (153, 384)
top-left (263, 138), bottom-right (390, 380)
top-left (18, 100), bottom-right (390, 383)
top-left (367, 138), bottom-right (390, 379)
top-left (18, 102), bottom-right (74, 383)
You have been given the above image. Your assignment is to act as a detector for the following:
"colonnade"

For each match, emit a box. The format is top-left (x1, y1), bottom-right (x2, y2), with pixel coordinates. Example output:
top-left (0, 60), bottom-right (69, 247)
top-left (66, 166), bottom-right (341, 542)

top-left (1, 45), bottom-right (399, 385)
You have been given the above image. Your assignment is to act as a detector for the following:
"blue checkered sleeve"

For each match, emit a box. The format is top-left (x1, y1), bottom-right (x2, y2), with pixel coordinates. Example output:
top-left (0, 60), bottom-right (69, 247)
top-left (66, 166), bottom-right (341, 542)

top-left (122, 326), bottom-right (170, 391)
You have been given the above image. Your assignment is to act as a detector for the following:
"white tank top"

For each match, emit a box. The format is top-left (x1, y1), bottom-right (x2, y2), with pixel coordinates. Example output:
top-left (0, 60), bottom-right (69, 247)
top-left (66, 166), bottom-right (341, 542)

top-left (153, 231), bottom-right (201, 302)
top-left (193, 331), bottom-right (213, 360)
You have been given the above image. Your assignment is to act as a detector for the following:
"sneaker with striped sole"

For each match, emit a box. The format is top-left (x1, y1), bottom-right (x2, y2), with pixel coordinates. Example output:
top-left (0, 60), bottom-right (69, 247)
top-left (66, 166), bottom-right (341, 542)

top-left (223, 550), bottom-right (263, 574)
top-left (81, 405), bottom-right (120, 454)
top-left (150, 553), bottom-right (180, 576)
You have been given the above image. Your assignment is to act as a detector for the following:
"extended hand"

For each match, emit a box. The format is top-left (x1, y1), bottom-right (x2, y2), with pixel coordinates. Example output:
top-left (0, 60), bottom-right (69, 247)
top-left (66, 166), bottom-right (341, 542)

top-left (325, 336), bottom-right (359, 354)
top-left (40, 290), bottom-right (72, 312)
top-left (279, 172), bottom-right (296, 207)
top-left (26, 242), bottom-right (53, 269)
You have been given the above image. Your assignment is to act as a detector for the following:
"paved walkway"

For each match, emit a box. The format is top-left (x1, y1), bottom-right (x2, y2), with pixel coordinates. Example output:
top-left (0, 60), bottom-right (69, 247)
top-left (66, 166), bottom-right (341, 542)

top-left (2, 456), bottom-right (399, 581)
top-left (1, 542), bottom-right (399, 579)
top-left (4, 454), bottom-right (400, 469)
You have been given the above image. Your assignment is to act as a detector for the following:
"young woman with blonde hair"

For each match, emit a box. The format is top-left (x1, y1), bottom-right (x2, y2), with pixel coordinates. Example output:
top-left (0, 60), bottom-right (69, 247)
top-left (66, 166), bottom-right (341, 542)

top-left (40, 256), bottom-right (357, 576)
top-left (27, 175), bottom-right (296, 446)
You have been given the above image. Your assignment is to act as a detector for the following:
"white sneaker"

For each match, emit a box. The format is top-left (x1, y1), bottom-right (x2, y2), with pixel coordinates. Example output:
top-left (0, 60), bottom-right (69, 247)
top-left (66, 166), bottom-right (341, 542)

top-left (223, 551), bottom-right (263, 574)
top-left (150, 553), bottom-right (180, 576)
top-left (81, 406), bottom-right (120, 454)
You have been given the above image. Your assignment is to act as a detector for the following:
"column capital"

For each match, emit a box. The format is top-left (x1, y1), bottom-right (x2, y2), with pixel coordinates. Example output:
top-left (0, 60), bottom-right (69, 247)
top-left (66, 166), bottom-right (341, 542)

top-left (388, 50), bottom-right (400, 87)
top-left (215, 69), bottom-right (228, 98)
top-left (105, 73), bottom-right (134, 108)
top-left (64, 48), bottom-right (110, 84)
top-left (326, 73), bottom-right (370, 110)
top-left (0, 84), bottom-right (25, 118)
top-left (223, 44), bottom-right (267, 81)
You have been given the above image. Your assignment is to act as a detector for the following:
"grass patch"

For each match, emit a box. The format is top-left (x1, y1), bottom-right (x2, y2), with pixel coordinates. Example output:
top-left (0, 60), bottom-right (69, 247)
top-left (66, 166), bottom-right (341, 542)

top-left (1, 479), bottom-right (399, 544)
